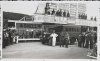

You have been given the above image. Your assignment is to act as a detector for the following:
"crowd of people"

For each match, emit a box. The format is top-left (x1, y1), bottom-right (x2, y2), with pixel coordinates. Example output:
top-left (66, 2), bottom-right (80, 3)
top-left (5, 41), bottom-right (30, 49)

top-left (45, 4), bottom-right (70, 17)
top-left (78, 31), bottom-right (97, 58)
top-left (45, 8), bottom-right (70, 17)
top-left (78, 13), bottom-right (87, 19)
top-left (41, 30), bottom-right (70, 48)
top-left (3, 29), bottom-right (19, 48)
top-left (3, 28), bottom-right (97, 58)
top-left (41, 30), bottom-right (97, 58)
top-left (91, 16), bottom-right (97, 21)
top-left (45, 4), bottom-right (89, 20)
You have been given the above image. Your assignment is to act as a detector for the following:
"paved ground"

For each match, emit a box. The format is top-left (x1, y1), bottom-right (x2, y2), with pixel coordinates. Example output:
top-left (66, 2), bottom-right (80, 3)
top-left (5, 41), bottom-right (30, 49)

top-left (2, 42), bottom-right (92, 59)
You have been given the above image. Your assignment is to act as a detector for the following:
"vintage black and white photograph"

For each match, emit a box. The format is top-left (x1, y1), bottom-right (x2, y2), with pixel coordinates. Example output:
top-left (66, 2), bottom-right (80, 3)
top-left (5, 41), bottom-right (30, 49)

top-left (2, 1), bottom-right (99, 59)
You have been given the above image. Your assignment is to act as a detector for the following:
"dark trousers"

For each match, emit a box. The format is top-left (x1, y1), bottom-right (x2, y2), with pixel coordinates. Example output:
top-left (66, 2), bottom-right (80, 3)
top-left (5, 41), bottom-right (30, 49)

top-left (81, 40), bottom-right (85, 48)
top-left (81, 41), bottom-right (85, 48)
top-left (85, 39), bottom-right (93, 49)
top-left (78, 41), bottom-right (81, 47)
top-left (3, 39), bottom-right (6, 48)
top-left (10, 38), bottom-right (13, 45)
top-left (59, 37), bottom-right (65, 47)
top-left (7, 37), bottom-right (10, 46)
top-left (41, 38), bottom-right (46, 44)
top-left (65, 39), bottom-right (69, 48)
top-left (3, 37), bottom-right (9, 48)
top-left (60, 41), bottom-right (64, 47)
top-left (49, 38), bottom-right (52, 46)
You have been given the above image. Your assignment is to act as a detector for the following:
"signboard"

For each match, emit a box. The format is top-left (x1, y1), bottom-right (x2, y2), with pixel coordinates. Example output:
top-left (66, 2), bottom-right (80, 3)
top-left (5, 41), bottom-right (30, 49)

top-left (44, 15), bottom-right (55, 23)
top-left (78, 3), bottom-right (86, 14)
top-left (70, 4), bottom-right (77, 18)
top-left (25, 16), bottom-right (34, 21)
top-left (49, 3), bottom-right (57, 9)
top-left (16, 23), bottom-right (42, 29)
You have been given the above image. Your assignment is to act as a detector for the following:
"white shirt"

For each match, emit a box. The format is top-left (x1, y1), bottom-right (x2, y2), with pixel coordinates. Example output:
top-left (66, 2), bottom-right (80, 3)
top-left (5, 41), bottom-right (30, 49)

top-left (50, 33), bottom-right (58, 41)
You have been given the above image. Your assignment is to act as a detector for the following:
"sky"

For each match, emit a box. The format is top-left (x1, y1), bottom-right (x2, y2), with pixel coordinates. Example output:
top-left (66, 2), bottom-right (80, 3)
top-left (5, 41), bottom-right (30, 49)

top-left (2, 1), bottom-right (100, 19)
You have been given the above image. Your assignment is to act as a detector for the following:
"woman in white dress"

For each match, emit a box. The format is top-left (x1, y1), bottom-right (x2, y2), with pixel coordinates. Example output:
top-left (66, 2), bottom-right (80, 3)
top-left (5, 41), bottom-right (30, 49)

top-left (50, 30), bottom-right (58, 47)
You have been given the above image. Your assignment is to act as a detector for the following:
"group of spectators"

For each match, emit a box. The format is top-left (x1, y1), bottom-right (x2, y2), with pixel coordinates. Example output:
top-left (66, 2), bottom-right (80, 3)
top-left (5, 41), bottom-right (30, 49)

top-left (45, 7), bottom-right (70, 17)
top-left (91, 17), bottom-right (97, 21)
top-left (3, 29), bottom-right (19, 48)
top-left (41, 30), bottom-right (70, 48)
top-left (78, 13), bottom-right (97, 21)
top-left (41, 30), bottom-right (97, 58)
top-left (3, 28), bottom-right (97, 58)
top-left (78, 13), bottom-right (87, 19)
top-left (59, 31), bottom-right (70, 48)
top-left (78, 31), bottom-right (97, 58)
top-left (55, 10), bottom-right (70, 17)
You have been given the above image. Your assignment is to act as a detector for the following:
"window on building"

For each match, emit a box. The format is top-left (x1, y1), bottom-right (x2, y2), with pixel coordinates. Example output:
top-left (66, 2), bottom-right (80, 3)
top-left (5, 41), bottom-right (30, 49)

top-left (66, 28), bottom-right (68, 31)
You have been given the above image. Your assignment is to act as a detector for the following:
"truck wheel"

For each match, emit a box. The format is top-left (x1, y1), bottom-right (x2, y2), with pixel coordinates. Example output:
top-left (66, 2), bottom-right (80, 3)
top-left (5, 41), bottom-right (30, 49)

top-left (70, 37), bottom-right (76, 45)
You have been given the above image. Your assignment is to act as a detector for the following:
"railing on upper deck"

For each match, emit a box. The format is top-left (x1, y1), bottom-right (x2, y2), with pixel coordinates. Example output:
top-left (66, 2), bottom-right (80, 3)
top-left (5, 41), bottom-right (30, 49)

top-left (34, 14), bottom-right (97, 27)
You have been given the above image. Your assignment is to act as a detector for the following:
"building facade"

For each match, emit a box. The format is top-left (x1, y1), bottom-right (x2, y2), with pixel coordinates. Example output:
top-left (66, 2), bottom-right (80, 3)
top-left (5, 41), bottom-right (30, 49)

top-left (37, 3), bottom-right (86, 19)
top-left (5, 3), bottom-right (97, 42)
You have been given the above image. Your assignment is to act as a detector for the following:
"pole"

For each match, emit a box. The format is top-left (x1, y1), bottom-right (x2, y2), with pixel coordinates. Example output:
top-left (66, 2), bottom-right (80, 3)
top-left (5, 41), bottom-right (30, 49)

top-left (35, 5), bottom-right (39, 14)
